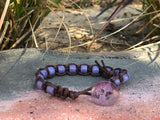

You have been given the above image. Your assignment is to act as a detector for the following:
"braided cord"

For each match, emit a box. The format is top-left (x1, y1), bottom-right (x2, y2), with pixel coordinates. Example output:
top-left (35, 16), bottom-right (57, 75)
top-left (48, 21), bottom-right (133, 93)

top-left (34, 60), bottom-right (129, 100)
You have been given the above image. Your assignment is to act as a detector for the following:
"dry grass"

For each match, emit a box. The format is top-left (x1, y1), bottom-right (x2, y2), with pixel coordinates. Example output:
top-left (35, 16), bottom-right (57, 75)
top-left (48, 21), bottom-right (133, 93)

top-left (130, 0), bottom-right (160, 50)
top-left (0, 0), bottom-right (160, 53)
top-left (0, 0), bottom-right (50, 50)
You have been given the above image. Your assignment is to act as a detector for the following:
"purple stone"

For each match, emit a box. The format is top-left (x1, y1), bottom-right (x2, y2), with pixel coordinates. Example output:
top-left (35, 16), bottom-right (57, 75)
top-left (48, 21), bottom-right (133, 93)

top-left (92, 66), bottom-right (99, 74)
top-left (114, 79), bottom-right (120, 85)
top-left (106, 67), bottom-right (111, 71)
top-left (80, 65), bottom-right (88, 73)
top-left (91, 81), bottom-right (119, 106)
top-left (114, 69), bottom-right (120, 75)
top-left (46, 86), bottom-right (54, 95)
top-left (40, 69), bottom-right (48, 78)
top-left (48, 67), bottom-right (55, 76)
top-left (58, 65), bottom-right (65, 74)
top-left (122, 73), bottom-right (130, 83)
top-left (36, 81), bottom-right (43, 90)
top-left (69, 65), bottom-right (76, 73)
top-left (38, 73), bottom-right (44, 79)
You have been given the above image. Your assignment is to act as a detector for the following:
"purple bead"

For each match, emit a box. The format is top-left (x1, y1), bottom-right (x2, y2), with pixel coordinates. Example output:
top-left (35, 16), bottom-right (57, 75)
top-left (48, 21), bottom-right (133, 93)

top-left (122, 73), bottom-right (130, 83)
top-left (36, 81), bottom-right (43, 90)
top-left (91, 81), bottom-right (119, 106)
top-left (40, 69), bottom-right (48, 78)
top-left (92, 66), bottom-right (99, 74)
top-left (58, 65), bottom-right (65, 74)
top-left (114, 79), bottom-right (120, 85)
top-left (106, 67), bottom-right (111, 71)
top-left (38, 73), bottom-right (44, 79)
top-left (69, 65), bottom-right (76, 73)
top-left (46, 86), bottom-right (54, 95)
top-left (103, 67), bottom-right (111, 76)
top-left (80, 65), bottom-right (88, 73)
top-left (114, 70), bottom-right (120, 75)
top-left (48, 67), bottom-right (55, 76)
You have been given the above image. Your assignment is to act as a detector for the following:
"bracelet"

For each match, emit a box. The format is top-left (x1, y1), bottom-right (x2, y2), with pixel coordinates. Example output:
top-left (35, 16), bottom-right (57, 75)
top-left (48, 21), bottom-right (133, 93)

top-left (33, 60), bottom-right (129, 106)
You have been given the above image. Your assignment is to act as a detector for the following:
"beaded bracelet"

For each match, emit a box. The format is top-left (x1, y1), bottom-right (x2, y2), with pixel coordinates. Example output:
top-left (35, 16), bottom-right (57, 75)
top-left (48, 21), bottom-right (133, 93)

top-left (33, 60), bottom-right (130, 106)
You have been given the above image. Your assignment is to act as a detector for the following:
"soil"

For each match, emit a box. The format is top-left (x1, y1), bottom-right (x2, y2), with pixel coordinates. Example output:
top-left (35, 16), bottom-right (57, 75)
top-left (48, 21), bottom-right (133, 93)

top-left (35, 4), bottom-right (145, 53)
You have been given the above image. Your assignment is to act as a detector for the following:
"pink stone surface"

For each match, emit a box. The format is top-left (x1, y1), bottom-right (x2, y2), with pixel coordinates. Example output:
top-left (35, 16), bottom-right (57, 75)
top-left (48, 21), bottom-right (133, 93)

top-left (0, 89), bottom-right (160, 120)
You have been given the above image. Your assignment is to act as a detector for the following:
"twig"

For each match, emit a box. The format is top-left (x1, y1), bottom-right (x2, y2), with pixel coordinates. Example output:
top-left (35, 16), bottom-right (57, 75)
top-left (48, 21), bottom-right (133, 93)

top-left (87, 0), bottom-right (133, 52)
top-left (0, 21), bottom-right (9, 45)
top-left (16, 10), bottom-right (34, 22)
top-left (91, 0), bottom-right (117, 20)
top-left (1, 20), bottom-right (13, 50)
top-left (136, 13), bottom-right (160, 34)
top-left (153, 24), bottom-right (160, 29)
top-left (18, 18), bottom-right (29, 37)
top-left (28, 16), bottom-right (39, 48)
top-left (0, 0), bottom-right (10, 30)
top-left (10, 18), bottom-right (40, 49)
top-left (10, 29), bottom-right (32, 49)
top-left (96, 5), bottom-right (151, 42)
top-left (61, 0), bottom-right (81, 8)
top-left (127, 27), bottom-right (157, 50)
top-left (41, 37), bottom-right (50, 61)
top-left (131, 35), bottom-right (160, 50)
top-left (54, 10), bottom-right (65, 41)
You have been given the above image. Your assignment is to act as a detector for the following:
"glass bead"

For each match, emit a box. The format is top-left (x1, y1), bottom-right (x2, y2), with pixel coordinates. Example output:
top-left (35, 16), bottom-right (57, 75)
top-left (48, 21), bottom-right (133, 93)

top-left (38, 74), bottom-right (44, 79)
top-left (92, 66), bottom-right (99, 74)
top-left (122, 73), bottom-right (130, 83)
top-left (40, 69), bottom-right (48, 78)
top-left (80, 65), bottom-right (88, 73)
top-left (36, 81), bottom-right (43, 90)
top-left (91, 81), bottom-right (119, 106)
top-left (58, 65), bottom-right (65, 74)
top-left (106, 67), bottom-right (111, 71)
top-left (69, 65), bottom-right (77, 73)
top-left (48, 67), bottom-right (55, 76)
top-left (46, 86), bottom-right (54, 95)
top-left (114, 79), bottom-right (120, 85)
top-left (114, 69), bottom-right (120, 75)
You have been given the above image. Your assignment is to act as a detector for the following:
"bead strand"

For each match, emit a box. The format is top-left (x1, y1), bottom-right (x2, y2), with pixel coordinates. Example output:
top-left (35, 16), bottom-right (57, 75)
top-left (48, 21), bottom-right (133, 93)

top-left (33, 60), bottom-right (130, 100)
